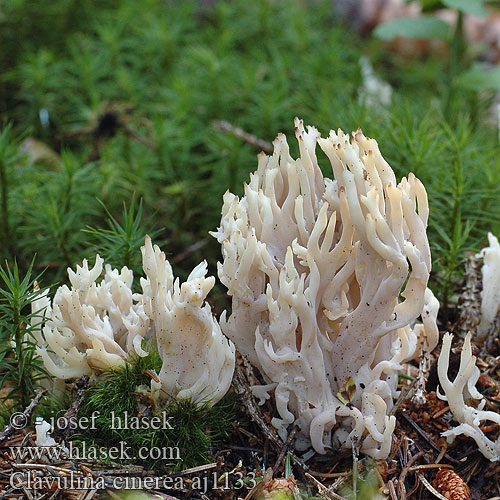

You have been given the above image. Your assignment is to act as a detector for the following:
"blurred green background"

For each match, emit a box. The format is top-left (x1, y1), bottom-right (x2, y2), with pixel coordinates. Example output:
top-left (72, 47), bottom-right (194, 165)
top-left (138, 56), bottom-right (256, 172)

top-left (1, 0), bottom-right (500, 321)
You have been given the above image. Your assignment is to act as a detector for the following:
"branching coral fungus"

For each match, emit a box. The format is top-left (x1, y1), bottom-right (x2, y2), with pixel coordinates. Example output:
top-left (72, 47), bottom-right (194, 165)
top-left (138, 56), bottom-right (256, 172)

top-left (438, 332), bottom-right (500, 461)
top-left (32, 119), bottom-right (440, 456)
top-left (211, 118), bottom-right (438, 457)
top-left (141, 236), bottom-right (235, 405)
top-left (33, 238), bottom-right (236, 408)
top-left (33, 256), bottom-right (149, 379)
top-left (476, 232), bottom-right (500, 341)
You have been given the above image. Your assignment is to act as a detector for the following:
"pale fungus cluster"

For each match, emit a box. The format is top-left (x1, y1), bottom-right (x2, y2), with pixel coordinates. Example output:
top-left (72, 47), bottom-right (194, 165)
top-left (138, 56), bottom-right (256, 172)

top-left (438, 332), bottom-right (500, 461)
top-left (31, 119), bottom-right (500, 461)
top-left (211, 118), bottom-right (438, 457)
top-left (32, 239), bottom-right (235, 406)
top-left (435, 233), bottom-right (500, 462)
top-left (32, 256), bottom-right (149, 379)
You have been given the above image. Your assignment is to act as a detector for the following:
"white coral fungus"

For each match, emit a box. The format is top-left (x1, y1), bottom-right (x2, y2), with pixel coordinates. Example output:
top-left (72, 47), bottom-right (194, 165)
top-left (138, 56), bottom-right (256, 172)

top-left (476, 232), bottom-right (500, 340)
top-left (438, 332), bottom-right (500, 461)
top-left (35, 418), bottom-right (57, 447)
top-left (33, 256), bottom-right (149, 379)
top-left (141, 236), bottom-right (235, 405)
top-left (33, 238), bottom-right (236, 408)
top-left (212, 118), bottom-right (438, 458)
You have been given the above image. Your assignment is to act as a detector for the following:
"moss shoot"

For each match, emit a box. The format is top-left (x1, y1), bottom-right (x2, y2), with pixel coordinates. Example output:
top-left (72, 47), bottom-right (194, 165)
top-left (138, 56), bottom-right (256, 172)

top-left (70, 349), bottom-right (237, 471)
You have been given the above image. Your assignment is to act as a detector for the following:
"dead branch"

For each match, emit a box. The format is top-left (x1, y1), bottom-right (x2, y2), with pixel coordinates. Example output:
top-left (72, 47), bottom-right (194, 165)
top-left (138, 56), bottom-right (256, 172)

top-left (59, 375), bottom-right (90, 441)
top-left (0, 389), bottom-right (46, 444)
top-left (272, 426), bottom-right (298, 474)
top-left (304, 472), bottom-right (348, 500)
top-left (212, 120), bottom-right (273, 153)
top-left (417, 473), bottom-right (447, 500)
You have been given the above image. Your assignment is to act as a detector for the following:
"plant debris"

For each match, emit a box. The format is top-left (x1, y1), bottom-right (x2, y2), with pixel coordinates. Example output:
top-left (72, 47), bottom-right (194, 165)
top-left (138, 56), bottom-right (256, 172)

top-left (1, 329), bottom-right (500, 499)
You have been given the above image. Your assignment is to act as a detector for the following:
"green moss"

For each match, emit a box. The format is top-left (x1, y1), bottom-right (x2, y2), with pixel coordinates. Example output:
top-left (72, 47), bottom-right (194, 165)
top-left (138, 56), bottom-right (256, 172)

top-left (339, 461), bottom-right (383, 500)
top-left (72, 350), bottom-right (237, 471)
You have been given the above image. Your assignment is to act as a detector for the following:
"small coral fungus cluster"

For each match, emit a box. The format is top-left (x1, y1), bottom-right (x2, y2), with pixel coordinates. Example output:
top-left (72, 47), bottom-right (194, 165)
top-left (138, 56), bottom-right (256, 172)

top-left (435, 233), bottom-right (500, 461)
top-left (32, 119), bottom-right (500, 461)
top-left (33, 236), bottom-right (235, 406)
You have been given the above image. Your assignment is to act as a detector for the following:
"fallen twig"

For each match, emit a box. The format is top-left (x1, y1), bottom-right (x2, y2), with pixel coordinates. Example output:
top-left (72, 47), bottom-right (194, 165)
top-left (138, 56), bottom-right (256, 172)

top-left (244, 467), bottom-right (273, 500)
top-left (435, 443), bottom-right (448, 464)
top-left (398, 450), bottom-right (424, 498)
top-left (308, 471), bottom-right (351, 479)
top-left (212, 120), bottom-right (273, 153)
top-left (352, 440), bottom-right (358, 500)
top-left (272, 426), bottom-right (298, 475)
top-left (458, 252), bottom-right (482, 338)
top-left (233, 358), bottom-right (308, 472)
top-left (400, 412), bottom-right (460, 464)
top-left (104, 490), bottom-right (121, 500)
top-left (0, 389), bottom-right (46, 444)
top-left (412, 348), bottom-right (431, 406)
top-left (417, 473), bottom-right (447, 500)
top-left (408, 464), bottom-right (453, 472)
top-left (59, 375), bottom-right (90, 441)
top-left (390, 381), bottom-right (415, 417)
top-left (146, 490), bottom-right (180, 499)
top-left (432, 406), bottom-right (450, 419)
top-left (172, 239), bottom-right (208, 264)
top-left (387, 479), bottom-right (397, 500)
top-left (122, 125), bottom-right (158, 150)
top-left (169, 462), bottom-right (217, 478)
top-left (305, 472), bottom-right (348, 500)
top-left (87, 466), bottom-right (144, 476)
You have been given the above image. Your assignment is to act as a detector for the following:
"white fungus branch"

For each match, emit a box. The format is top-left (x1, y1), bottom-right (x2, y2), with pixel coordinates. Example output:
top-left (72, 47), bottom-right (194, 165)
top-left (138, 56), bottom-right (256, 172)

top-left (33, 256), bottom-right (149, 379)
top-left (211, 118), bottom-right (438, 457)
top-left (33, 238), bottom-right (235, 408)
top-left (141, 236), bottom-right (235, 406)
top-left (476, 232), bottom-right (500, 340)
top-left (437, 332), bottom-right (500, 461)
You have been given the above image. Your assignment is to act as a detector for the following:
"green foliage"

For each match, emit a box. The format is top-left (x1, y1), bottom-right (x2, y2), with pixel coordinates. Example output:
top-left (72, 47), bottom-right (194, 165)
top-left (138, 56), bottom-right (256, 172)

top-left (442, 0), bottom-right (488, 17)
top-left (84, 197), bottom-right (160, 275)
top-left (371, 106), bottom-right (500, 318)
top-left (16, 151), bottom-right (100, 278)
top-left (0, 124), bottom-right (26, 260)
top-left (0, 259), bottom-right (48, 409)
top-left (0, 0), bottom-right (499, 320)
top-left (339, 461), bottom-right (383, 500)
top-left (373, 0), bottom-right (498, 120)
top-left (374, 17), bottom-right (451, 41)
top-left (456, 63), bottom-right (500, 91)
top-left (74, 350), bottom-right (237, 471)
top-left (0, 401), bottom-right (12, 429)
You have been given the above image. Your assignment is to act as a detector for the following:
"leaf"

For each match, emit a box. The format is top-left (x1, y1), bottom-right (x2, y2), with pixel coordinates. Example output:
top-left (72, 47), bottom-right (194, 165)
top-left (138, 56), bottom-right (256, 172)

top-left (420, 0), bottom-right (447, 12)
top-left (336, 377), bottom-right (356, 405)
top-left (374, 17), bottom-right (451, 41)
top-left (456, 63), bottom-right (500, 91)
top-left (442, 0), bottom-right (488, 17)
